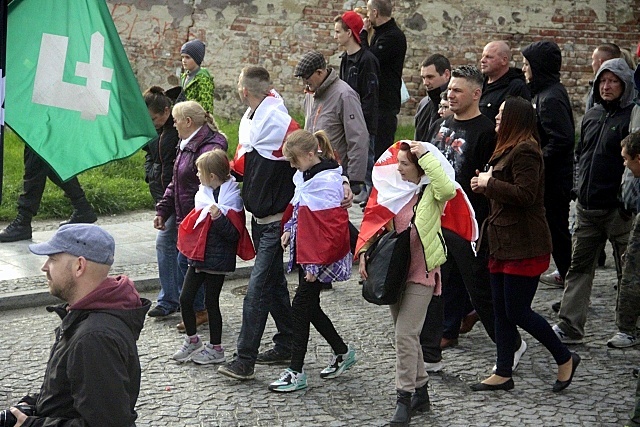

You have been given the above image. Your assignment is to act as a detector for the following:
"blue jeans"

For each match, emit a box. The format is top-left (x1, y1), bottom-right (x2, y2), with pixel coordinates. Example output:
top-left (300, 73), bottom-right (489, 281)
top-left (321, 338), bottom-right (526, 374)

top-left (155, 216), bottom-right (205, 312)
top-left (491, 272), bottom-right (571, 378)
top-left (155, 215), bottom-right (181, 311)
top-left (236, 218), bottom-right (292, 366)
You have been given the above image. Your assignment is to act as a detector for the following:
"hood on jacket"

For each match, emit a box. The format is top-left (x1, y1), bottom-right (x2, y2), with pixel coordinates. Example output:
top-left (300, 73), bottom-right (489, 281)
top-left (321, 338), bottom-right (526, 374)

top-left (521, 40), bottom-right (561, 94)
top-left (70, 275), bottom-right (142, 311)
top-left (593, 58), bottom-right (635, 108)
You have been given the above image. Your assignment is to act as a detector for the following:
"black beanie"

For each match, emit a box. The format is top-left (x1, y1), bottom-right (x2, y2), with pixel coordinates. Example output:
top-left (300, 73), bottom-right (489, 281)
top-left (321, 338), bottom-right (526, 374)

top-left (181, 39), bottom-right (205, 66)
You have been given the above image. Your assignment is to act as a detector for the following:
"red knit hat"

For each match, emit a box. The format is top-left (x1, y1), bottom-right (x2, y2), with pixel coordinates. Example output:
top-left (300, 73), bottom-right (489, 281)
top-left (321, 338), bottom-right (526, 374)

top-left (341, 11), bottom-right (363, 44)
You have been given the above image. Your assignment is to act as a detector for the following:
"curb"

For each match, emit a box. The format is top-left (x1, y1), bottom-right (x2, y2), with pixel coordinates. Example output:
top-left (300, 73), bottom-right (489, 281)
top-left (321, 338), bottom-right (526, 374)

top-left (0, 264), bottom-right (259, 312)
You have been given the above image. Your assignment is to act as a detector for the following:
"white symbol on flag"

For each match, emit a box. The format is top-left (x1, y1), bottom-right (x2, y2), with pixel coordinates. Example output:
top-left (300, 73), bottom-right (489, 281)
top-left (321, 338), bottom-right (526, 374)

top-left (32, 32), bottom-right (113, 120)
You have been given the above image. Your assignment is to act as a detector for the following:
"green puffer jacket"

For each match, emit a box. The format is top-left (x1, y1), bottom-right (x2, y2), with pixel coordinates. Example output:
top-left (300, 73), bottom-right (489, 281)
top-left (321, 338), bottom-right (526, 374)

top-left (413, 152), bottom-right (456, 270)
top-left (361, 152), bottom-right (456, 271)
top-left (181, 67), bottom-right (215, 114)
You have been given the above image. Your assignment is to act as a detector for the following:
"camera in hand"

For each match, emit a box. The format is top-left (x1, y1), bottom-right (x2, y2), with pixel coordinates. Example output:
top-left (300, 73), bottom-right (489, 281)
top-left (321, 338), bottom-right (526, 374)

top-left (0, 405), bottom-right (35, 427)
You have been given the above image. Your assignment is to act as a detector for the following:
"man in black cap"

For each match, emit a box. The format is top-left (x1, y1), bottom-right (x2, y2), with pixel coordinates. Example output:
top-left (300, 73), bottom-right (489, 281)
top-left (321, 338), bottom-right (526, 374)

top-left (178, 39), bottom-right (215, 114)
top-left (7, 224), bottom-right (150, 426)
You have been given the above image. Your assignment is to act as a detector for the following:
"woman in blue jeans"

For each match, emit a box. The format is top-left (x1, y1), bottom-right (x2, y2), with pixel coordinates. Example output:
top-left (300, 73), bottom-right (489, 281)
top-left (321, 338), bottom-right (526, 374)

top-left (143, 86), bottom-right (182, 318)
top-left (470, 96), bottom-right (579, 392)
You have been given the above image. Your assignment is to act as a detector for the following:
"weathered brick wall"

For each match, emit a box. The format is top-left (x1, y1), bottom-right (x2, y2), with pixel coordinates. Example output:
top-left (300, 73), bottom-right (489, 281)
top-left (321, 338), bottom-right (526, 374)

top-left (107, 0), bottom-right (639, 124)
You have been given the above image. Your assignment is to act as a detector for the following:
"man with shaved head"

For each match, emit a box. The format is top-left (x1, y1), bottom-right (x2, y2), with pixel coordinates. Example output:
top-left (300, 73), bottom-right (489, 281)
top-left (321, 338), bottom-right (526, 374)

top-left (479, 40), bottom-right (530, 121)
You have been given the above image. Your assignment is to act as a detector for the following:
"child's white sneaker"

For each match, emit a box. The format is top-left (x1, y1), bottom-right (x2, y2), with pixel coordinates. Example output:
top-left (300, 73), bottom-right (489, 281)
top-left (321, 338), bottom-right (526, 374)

top-left (192, 343), bottom-right (226, 365)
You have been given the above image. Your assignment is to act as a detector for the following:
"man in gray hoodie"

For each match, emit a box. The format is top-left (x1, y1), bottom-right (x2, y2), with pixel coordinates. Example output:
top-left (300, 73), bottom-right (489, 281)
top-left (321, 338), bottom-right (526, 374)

top-left (553, 58), bottom-right (635, 344)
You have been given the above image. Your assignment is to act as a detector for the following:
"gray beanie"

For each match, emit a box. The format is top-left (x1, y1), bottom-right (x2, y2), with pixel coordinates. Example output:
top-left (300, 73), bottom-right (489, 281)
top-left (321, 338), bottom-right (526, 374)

top-left (181, 39), bottom-right (206, 66)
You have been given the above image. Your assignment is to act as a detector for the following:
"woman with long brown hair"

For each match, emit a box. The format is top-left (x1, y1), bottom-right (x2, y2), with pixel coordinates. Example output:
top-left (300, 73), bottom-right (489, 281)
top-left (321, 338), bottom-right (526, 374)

top-left (470, 96), bottom-right (579, 392)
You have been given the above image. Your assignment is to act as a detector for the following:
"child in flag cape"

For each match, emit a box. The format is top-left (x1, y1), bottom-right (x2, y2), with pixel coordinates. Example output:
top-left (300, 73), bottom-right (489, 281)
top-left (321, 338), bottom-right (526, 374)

top-left (268, 130), bottom-right (356, 393)
top-left (173, 150), bottom-right (254, 364)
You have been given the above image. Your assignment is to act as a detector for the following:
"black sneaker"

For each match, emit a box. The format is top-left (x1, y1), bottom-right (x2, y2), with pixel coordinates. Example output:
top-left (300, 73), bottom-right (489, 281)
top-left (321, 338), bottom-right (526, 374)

top-left (255, 348), bottom-right (291, 365)
top-left (147, 305), bottom-right (177, 317)
top-left (0, 217), bottom-right (32, 243)
top-left (59, 210), bottom-right (98, 227)
top-left (218, 359), bottom-right (255, 380)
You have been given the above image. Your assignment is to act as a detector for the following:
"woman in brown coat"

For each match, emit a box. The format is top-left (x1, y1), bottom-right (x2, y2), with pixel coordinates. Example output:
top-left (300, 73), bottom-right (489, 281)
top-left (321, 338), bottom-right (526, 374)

top-left (469, 96), bottom-right (579, 392)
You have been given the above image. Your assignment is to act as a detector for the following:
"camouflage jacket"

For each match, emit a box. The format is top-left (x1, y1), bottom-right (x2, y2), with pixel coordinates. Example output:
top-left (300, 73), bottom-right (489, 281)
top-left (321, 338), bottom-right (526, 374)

top-left (181, 67), bottom-right (215, 114)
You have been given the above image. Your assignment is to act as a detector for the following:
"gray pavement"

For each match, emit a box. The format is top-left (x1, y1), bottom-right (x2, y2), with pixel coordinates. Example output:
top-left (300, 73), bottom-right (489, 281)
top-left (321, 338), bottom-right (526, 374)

top-left (0, 208), bottom-right (637, 426)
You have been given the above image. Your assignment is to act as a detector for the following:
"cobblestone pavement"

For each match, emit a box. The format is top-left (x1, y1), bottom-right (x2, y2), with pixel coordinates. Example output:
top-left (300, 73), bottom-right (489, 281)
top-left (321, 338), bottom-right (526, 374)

top-left (0, 262), bottom-right (637, 426)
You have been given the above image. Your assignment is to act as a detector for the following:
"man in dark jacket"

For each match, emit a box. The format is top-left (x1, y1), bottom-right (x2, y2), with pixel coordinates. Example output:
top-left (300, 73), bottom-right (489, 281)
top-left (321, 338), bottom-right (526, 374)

top-left (415, 54), bottom-right (451, 142)
top-left (553, 58), bottom-right (635, 344)
top-left (365, 0), bottom-right (407, 159)
top-left (218, 66), bottom-right (295, 380)
top-left (521, 41), bottom-right (575, 288)
top-left (8, 224), bottom-right (150, 426)
top-left (479, 41), bottom-right (531, 122)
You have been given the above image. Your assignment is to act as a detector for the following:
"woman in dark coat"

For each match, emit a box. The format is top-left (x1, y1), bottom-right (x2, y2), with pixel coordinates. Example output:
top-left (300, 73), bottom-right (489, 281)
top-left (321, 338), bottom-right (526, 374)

top-left (469, 96), bottom-right (579, 392)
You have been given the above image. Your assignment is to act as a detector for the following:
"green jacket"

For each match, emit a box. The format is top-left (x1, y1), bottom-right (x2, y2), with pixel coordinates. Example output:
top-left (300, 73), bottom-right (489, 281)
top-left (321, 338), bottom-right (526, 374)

top-left (360, 152), bottom-right (456, 271)
top-left (181, 67), bottom-right (215, 114)
top-left (413, 152), bottom-right (456, 270)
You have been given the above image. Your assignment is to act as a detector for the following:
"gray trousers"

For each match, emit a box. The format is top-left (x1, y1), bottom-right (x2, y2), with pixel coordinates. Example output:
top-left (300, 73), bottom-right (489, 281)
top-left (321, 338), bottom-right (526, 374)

top-left (558, 203), bottom-right (632, 338)
top-left (390, 283), bottom-right (434, 393)
top-left (616, 213), bottom-right (640, 334)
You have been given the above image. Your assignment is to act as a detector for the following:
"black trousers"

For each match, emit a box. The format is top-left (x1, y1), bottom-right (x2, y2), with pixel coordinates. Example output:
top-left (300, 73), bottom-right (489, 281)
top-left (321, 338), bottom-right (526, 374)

top-left (544, 183), bottom-right (572, 278)
top-left (374, 110), bottom-right (398, 160)
top-left (420, 228), bottom-right (521, 362)
top-left (180, 267), bottom-right (225, 342)
top-left (290, 268), bottom-right (347, 373)
top-left (18, 145), bottom-right (87, 220)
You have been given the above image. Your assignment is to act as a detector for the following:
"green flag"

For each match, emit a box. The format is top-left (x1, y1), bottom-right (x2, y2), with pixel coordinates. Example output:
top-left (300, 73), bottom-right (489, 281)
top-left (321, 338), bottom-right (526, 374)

top-left (6, 0), bottom-right (156, 181)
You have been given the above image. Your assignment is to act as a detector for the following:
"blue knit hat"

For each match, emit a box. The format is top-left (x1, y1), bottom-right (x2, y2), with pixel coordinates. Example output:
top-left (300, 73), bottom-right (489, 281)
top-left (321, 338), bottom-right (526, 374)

top-left (181, 39), bottom-right (206, 66)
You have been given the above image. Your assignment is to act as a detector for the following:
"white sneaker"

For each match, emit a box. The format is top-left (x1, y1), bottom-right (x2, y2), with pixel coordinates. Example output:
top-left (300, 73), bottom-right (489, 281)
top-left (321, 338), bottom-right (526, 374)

top-left (539, 270), bottom-right (564, 288)
top-left (172, 336), bottom-right (203, 362)
top-left (552, 324), bottom-right (583, 344)
top-left (492, 340), bottom-right (527, 373)
top-left (192, 343), bottom-right (226, 365)
top-left (424, 360), bottom-right (444, 373)
top-left (607, 332), bottom-right (638, 348)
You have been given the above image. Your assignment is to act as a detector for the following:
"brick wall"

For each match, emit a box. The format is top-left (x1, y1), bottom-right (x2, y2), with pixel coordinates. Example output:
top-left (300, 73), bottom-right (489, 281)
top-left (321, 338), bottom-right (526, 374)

top-left (107, 0), bottom-right (640, 124)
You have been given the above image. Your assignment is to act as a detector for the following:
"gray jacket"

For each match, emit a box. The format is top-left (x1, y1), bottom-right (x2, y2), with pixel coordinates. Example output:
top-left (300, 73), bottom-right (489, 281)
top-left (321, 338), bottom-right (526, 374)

top-left (303, 69), bottom-right (369, 182)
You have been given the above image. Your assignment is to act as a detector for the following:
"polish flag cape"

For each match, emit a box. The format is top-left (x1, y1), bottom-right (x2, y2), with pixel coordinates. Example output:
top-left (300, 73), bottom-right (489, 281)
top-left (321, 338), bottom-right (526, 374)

top-left (177, 177), bottom-right (255, 262)
top-left (230, 90), bottom-right (299, 176)
top-left (287, 166), bottom-right (351, 265)
top-left (355, 141), bottom-right (478, 256)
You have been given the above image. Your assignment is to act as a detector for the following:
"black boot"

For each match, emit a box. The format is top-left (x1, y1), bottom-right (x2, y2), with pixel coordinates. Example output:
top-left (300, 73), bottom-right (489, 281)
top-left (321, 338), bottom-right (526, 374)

top-left (0, 214), bottom-right (32, 242)
top-left (59, 197), bottom-right (97, 227)
top-left (411, 383), bottom-right (430, 414)
top-left (390, 390), bottom-right (412, 426)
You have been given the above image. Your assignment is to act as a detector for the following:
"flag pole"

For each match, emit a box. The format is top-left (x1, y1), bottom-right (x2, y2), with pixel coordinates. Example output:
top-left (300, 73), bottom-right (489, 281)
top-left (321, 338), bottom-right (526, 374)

top-left (0, 0), bottom-right (8, 204)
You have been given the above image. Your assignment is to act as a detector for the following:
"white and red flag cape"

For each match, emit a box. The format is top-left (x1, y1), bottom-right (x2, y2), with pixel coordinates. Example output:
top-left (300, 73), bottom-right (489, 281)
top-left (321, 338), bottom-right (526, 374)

top-left (286, 167), bottom-right (351, 265)
top-left (355, 141), bottom-right (478, 255)
top-left (177, 177), bottom-right (255, 262)
top-left (230, 90), bottom-right (299, 176)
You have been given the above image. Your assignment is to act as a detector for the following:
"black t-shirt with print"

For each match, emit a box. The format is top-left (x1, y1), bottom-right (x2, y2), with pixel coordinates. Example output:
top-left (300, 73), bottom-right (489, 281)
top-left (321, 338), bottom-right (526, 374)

top-left (426, 114), bottom-right (497, 224)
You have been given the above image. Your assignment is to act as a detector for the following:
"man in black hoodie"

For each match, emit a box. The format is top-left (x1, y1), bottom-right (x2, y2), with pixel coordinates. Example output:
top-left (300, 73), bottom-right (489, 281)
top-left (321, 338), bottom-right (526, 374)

top-left (479, 41), bottom-right (531, 122)
top-left (553, 58), bottom-right (635, 344)
top-left (521, 41), bottom-right (574, 289)
top-left (8, 224), bottom-right (150, 426)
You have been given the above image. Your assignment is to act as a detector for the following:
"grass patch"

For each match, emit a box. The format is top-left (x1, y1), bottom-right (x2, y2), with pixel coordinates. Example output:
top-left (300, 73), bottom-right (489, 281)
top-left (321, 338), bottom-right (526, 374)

top-left (0, 118), bottom-right (417, 221)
